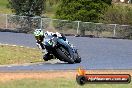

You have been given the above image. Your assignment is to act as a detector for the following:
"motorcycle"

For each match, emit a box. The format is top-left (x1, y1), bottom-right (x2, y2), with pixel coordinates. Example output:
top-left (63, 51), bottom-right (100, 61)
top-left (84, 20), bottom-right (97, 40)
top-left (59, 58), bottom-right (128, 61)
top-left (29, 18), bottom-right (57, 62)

top-left (43, 34), bottom-right (81, 64)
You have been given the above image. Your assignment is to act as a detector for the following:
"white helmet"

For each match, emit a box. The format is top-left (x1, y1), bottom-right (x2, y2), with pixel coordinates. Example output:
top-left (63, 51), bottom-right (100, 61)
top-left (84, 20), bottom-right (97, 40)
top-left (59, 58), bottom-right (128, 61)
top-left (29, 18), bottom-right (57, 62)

top-left (34, 29), bottom-right (44, 36)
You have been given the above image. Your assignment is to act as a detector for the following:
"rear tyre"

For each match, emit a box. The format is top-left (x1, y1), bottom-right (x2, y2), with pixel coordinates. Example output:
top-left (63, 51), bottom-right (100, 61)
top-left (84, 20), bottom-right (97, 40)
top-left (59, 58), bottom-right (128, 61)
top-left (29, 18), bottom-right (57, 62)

top-left (56, 47), bottom-right (75, 64)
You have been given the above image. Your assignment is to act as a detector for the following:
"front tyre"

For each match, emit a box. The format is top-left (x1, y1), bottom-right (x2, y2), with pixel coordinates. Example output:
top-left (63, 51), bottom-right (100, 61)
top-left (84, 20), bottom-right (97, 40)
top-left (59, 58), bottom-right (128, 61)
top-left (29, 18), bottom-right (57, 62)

top-left (56, 47), bottom-right (75, 64)
top-left (75, 56), bottom-right (81, 63)
top-left (74, 50), bottom-right (81, 63)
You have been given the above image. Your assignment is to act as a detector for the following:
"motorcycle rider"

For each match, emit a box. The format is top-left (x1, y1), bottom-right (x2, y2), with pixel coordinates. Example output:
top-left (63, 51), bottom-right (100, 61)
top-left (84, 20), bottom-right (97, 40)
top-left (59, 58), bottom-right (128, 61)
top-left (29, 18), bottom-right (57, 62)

top-left (33, 29), bottom-right (71, 61)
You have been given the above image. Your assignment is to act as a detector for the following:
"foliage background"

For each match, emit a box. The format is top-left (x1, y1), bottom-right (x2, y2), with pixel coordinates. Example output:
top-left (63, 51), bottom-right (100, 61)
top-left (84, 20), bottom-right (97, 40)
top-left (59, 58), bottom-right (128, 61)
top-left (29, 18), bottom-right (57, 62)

top-left (55, 0), bottom-right (112, 22)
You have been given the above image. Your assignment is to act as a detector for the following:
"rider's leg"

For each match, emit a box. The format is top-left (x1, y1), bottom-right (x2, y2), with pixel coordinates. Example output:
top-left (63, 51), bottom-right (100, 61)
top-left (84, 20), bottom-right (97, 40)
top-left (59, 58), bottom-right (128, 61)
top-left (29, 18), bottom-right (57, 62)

top-left (43, 52), bottom-right (53, 61)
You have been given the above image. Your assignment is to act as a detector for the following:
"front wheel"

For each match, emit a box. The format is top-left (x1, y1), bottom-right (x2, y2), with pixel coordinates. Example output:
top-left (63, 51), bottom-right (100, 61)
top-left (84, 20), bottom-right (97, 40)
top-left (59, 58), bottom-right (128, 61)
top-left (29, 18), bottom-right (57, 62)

top-left (75, 56), bottom-right (81, 63)
top-left (56, 47), bottom-right (75, 64)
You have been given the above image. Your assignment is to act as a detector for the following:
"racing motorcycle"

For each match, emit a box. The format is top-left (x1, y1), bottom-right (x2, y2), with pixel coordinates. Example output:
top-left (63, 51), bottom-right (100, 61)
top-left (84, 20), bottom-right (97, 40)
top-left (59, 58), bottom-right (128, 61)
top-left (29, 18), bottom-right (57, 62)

top-left (43, 34), bottom-right (81, 64)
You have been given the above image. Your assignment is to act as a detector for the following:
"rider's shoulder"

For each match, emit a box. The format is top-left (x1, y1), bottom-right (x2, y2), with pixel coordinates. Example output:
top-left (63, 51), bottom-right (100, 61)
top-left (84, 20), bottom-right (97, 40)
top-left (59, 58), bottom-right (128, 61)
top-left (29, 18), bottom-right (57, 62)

top-left (55, 32), bottom-right (62, 37)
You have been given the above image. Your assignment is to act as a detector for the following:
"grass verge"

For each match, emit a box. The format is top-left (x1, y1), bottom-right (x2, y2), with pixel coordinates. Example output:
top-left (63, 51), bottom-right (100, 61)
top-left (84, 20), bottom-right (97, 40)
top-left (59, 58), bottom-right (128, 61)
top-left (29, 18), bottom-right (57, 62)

top-left (0, 45), bottom-right (43, 65)
top-left (0, 71), bottom-right (131, 88)
top-left (0, 0), bottom-right (12, 14)
top-left (0, 78), bottom-right (131, 88)
top-left (0, 0), bottom-right (8, 8)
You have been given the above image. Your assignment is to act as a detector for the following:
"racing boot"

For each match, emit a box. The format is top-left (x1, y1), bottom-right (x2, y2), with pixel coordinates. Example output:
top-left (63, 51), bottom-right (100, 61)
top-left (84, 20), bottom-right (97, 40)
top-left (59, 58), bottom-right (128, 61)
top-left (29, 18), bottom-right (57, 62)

top-left (43, 53), bottom-right (53, 61)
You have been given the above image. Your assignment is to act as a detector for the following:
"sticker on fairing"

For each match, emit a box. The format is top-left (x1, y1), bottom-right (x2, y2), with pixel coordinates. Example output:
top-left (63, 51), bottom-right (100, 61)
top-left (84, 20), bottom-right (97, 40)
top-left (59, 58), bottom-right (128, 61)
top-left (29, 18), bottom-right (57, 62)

top-left (48, 40), bottom-right (53, 45)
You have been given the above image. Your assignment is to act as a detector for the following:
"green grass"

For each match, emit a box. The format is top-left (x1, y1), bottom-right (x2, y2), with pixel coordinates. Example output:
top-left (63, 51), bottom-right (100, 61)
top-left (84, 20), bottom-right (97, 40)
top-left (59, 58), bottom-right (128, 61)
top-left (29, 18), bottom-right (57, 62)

top-left (0, 0), bottom-right (8, 7)
top-left (0, 0), bottom-right (56, 17)
top-left (0, 0), bottom-right (12, 14)
top-left (0, 0), bottom-right (55, 17)
top-left (0, 45), bottom-right (43, 65)
top-left (0, 78), bottom-right (131, 88)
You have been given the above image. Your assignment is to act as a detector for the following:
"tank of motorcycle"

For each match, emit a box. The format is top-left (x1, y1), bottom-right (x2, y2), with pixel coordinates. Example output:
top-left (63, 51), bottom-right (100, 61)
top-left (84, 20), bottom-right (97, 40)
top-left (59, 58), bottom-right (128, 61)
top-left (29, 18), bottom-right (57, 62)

top-left (44, 35), bottom-right (57, 47)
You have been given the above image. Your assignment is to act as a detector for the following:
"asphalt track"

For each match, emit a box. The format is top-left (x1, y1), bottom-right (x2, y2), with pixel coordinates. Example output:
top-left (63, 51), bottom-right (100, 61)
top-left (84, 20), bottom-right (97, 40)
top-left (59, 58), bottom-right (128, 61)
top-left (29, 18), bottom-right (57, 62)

top-left (0, 32), bottom-right (132, 71)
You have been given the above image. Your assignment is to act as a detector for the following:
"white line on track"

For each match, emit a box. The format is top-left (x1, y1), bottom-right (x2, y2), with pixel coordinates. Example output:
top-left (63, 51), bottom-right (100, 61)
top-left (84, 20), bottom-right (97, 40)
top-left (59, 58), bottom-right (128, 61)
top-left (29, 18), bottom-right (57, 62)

top-left (0, 43), bottom-right (36, 49)
top-left (0, 60), bottom-right (65, 68)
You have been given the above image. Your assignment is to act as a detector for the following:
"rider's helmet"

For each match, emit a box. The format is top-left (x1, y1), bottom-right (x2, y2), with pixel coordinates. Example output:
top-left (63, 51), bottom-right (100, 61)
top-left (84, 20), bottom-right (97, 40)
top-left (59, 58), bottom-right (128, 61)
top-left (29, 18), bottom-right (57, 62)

top-left (34, 29), bottom-right (44, 36)
top-left (34, 29), bottom-right (44, 42)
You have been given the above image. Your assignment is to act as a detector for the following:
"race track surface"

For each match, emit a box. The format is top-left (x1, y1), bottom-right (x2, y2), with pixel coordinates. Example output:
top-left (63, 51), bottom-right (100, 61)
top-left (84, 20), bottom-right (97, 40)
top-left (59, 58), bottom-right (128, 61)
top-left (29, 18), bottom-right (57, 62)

top-left (0, 32), bottom-right (132, 71)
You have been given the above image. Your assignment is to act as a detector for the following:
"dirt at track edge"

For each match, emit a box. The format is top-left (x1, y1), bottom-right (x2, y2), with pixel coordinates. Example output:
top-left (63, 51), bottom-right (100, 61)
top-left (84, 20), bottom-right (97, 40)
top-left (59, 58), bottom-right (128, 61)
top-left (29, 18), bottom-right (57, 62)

top-left (0, 70), bottom-right (132, 82)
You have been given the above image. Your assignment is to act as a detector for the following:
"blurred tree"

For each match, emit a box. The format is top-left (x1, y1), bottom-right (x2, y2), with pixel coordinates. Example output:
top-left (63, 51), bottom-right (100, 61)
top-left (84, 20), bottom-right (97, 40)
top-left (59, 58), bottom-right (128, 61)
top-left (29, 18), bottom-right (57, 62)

top-left (47, 0), bottom-right (61, 6)
top-left (100, 4), bottom-right (132, 25)
top-left (55, 0), bottom-right (112, 22)
top-left (8, 0), bottom-right (46, 16)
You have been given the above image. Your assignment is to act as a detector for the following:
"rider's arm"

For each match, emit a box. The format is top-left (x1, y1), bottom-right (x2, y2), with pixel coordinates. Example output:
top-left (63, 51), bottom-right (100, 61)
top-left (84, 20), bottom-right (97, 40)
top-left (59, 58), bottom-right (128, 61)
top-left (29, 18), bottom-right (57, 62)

top-left (35, 35), bottom-right (45, 50)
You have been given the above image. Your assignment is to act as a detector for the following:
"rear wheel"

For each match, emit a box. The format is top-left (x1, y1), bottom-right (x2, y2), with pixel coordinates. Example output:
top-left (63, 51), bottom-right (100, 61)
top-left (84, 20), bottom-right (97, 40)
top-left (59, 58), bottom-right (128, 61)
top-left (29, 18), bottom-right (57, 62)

top-left (56, 47), bottom-right (75, 64)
